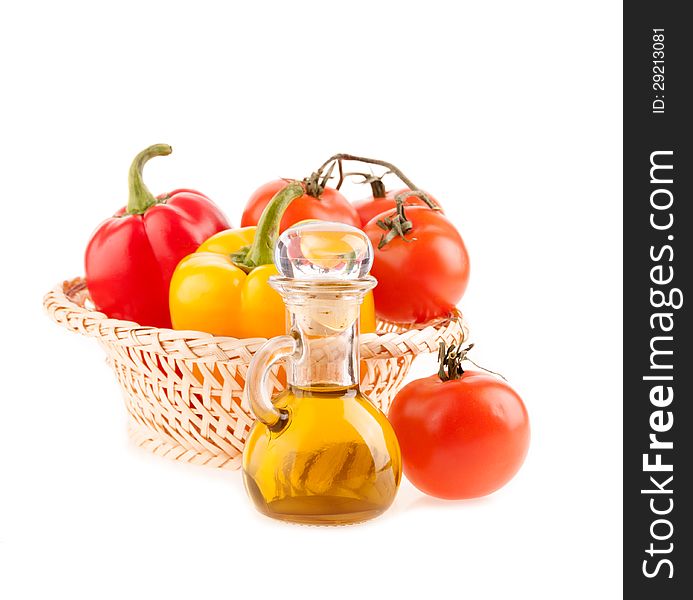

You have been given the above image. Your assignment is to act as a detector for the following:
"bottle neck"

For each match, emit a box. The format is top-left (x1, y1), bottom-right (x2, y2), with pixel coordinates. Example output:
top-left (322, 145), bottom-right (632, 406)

top-left (285, 299), bottom-right (361, 390)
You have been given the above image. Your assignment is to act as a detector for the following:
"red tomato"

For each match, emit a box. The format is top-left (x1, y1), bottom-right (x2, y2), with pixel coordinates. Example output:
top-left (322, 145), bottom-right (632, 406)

top-left (388, 370), bottom-right (530, 499)
top-left (241, 179), bottom-right (360, 234)
top-left (353, 188), bottom-right (441, 228)
top-left (364, 206), bottom-right (469, 323)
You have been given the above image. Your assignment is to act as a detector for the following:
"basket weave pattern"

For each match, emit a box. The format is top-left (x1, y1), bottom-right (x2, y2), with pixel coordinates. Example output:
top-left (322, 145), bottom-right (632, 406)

top-left (45, 278), bottom-right (468, 470)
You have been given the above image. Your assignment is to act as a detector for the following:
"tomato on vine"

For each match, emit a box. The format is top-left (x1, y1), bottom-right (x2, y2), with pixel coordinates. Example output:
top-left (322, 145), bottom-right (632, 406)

top-left (364, 200), bottom-right (469, 323)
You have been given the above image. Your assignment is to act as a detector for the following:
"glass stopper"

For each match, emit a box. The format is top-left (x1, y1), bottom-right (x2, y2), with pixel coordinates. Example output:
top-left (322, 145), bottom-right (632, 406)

top-left (274, 221), bottom-right (373, 280)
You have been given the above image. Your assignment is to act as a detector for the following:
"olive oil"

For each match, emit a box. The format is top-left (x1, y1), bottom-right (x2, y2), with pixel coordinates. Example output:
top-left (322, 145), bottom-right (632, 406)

top-left (243, 385), bottom-right (401, 525)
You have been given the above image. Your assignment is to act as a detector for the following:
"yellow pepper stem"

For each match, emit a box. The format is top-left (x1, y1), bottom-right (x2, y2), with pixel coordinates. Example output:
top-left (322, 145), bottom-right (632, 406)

top-left (239, 181), bottom-right (305, 268)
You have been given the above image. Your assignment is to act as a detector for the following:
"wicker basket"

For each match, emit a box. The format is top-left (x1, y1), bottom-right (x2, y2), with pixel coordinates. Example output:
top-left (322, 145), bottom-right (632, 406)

top-left (44, 277), bottom-right (468, 470)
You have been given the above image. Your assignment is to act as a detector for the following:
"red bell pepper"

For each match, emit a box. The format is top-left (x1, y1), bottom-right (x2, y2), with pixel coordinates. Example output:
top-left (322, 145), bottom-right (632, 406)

top-left (85, 144), bottom-right (230, 328)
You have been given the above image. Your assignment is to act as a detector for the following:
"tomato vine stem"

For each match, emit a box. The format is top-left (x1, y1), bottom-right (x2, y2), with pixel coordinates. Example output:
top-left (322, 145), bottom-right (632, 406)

top-left (311, 154), bottom-right (439, 210)
top-left (316, 153), bottom-right (420, 190)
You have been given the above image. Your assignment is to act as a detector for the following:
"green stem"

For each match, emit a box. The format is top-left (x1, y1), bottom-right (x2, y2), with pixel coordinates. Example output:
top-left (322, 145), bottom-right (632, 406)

top-left (241, 181), bottom-right (305, 268)
top-left (127, 144), bottom-right (172, 214)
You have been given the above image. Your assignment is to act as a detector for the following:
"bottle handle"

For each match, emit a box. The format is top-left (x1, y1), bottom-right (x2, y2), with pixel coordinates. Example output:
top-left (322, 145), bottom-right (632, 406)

top-left (246, 334), bottom-right (298, 430)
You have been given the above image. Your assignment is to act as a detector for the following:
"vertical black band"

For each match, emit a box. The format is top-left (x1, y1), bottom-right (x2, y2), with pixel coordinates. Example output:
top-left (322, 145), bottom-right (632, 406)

top-left (624, 3), bottom-right (692, 594)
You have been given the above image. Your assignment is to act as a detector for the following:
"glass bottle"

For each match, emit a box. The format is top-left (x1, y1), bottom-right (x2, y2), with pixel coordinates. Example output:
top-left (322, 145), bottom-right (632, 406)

top-left (242, 221), bottom-right (402, 525)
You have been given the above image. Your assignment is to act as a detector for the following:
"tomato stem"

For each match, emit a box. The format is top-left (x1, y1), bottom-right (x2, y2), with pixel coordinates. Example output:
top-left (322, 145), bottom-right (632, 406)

top-left (375, 197), bottom-right (414, 249)
top-left (127, 144), bottom-right (172, 215)
top-left (394, 189), bottom-right (439, 209)
top-left (370, 178), bottom-right (386, 198)
top-left (438, 342), bottom-right (507, 382)
top-left (334, 171), bottom-right (389, 197)
top-left (304, 160), bottom-right (341, 198)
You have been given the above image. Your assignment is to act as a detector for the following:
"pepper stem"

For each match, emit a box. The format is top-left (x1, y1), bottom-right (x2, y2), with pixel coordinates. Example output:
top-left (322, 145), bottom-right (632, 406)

top-left (238, 181), bottom-right (305, 269)
top-left (127, 144), bottom-right (173, 214)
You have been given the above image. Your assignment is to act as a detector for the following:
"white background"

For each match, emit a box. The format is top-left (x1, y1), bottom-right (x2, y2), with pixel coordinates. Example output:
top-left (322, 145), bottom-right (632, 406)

top-left (0, 1), bottom-right (623, 598)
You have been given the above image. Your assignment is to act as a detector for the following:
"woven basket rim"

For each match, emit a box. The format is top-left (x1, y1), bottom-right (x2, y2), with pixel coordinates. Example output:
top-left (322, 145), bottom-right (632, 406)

top-left (44, 277), bottom-right (468, 362)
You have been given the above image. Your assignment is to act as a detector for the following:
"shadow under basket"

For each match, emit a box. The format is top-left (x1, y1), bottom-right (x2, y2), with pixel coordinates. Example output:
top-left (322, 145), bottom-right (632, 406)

top-left (44, 277), bottom-right (469, 470)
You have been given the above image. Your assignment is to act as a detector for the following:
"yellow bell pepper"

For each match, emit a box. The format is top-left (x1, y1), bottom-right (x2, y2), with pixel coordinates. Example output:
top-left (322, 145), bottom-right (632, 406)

top-left (170, 182), bottom-right (376, 339)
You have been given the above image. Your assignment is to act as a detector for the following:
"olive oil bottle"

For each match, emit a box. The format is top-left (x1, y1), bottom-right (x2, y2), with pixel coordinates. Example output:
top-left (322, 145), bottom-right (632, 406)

top-left (242, 222), bottom-right (402, 525)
